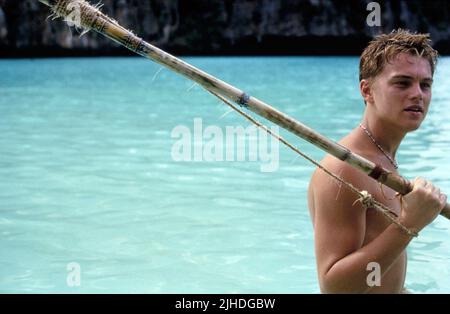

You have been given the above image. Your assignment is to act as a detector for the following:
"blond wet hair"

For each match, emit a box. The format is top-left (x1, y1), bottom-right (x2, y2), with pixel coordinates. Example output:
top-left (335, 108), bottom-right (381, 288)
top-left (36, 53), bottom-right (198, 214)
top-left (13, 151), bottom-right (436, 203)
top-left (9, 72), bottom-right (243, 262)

top-left (359, 29), bottom-right (439, 82)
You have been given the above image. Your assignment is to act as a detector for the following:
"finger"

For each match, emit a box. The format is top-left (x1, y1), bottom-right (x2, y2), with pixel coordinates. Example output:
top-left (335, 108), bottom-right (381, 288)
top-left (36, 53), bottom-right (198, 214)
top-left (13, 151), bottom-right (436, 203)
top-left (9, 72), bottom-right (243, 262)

top-left (436, 194), bottom-right (447, 211)
top-left (412, 177), bottom-right (427, 190)
top-left (422, 179), bottom-right (432, 188)
top-left (427, 183), bottom-right (439, 194)
top-left (439, 193), bottom-right (447, 208)
top-left (431, 184), bottom-right (442, 196)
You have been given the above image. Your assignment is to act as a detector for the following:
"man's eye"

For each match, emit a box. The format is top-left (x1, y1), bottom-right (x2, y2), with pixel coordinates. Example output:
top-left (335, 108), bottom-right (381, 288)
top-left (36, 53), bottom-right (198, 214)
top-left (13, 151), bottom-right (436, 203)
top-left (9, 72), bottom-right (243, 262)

top-left (395, 81), bottom-right (409, 87)
top-left (421, 83), bottom-right (432, 89)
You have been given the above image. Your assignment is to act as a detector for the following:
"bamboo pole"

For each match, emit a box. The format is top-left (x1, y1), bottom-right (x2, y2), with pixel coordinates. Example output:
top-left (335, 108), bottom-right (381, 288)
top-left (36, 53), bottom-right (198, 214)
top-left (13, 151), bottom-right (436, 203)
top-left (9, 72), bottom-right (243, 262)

top-left (38, 0), bottom-right (450, 220)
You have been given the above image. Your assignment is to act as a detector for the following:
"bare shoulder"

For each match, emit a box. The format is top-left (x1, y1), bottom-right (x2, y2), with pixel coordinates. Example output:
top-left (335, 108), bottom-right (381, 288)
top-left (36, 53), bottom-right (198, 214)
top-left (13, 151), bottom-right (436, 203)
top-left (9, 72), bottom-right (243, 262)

top-left (308, 154), bottom-right (369, 219)
top-left (308, 131), bottom-right (377, 222)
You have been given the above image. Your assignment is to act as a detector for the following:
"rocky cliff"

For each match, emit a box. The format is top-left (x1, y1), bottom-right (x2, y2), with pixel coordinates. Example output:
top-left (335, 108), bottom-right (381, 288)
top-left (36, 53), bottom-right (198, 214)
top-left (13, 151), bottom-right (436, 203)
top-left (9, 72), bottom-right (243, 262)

top-left (0, 0), bottom-right (449, 57)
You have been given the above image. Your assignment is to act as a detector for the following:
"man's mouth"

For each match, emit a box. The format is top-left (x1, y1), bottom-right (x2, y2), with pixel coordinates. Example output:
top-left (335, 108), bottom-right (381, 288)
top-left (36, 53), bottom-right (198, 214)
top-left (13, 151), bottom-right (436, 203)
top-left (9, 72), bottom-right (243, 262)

top-left (404, 105), bottom-right (424, 113)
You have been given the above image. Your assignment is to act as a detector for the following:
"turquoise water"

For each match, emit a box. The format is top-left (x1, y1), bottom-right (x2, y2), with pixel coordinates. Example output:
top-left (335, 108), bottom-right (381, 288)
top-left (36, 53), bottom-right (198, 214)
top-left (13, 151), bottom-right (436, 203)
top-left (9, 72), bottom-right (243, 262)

top-left (1, 56), bottom-right (450, 293)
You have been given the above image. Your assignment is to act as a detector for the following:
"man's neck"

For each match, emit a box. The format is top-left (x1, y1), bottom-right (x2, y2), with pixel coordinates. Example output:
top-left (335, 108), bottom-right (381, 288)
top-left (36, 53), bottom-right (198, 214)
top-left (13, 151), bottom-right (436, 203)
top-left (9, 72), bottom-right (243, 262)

top-left (360, 117), bottom-right (406, 158)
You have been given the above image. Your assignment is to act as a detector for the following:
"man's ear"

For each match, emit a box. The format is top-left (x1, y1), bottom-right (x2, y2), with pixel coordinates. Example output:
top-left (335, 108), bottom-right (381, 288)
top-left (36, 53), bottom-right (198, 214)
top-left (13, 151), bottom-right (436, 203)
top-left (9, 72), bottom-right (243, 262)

top-left (360, 79), bottom-right (373, 105)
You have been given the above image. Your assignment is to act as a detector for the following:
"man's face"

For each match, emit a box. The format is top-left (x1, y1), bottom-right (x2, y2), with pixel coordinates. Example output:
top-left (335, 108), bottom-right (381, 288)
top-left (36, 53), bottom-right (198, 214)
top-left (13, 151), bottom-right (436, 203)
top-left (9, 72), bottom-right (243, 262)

top-left (362, 52), bottom-right (433, 132)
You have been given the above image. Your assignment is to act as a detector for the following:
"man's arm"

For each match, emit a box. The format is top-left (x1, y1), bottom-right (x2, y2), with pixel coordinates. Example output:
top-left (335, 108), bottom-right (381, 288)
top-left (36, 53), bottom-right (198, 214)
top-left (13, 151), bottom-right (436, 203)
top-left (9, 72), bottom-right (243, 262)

top-left (310, 160), bottom-right (445, 293)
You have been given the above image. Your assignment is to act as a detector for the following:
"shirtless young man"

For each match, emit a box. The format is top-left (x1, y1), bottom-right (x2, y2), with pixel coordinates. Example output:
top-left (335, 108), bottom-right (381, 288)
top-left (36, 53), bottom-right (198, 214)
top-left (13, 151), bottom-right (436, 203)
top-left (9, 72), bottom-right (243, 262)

top-left (308, 29), bottom-right (447, 293)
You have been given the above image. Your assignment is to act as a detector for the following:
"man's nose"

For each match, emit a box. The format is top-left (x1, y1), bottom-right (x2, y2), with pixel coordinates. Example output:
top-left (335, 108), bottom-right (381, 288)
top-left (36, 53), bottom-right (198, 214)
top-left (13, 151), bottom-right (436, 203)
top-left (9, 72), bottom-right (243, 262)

top-left (410, 82), bottom-right (424, 101)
